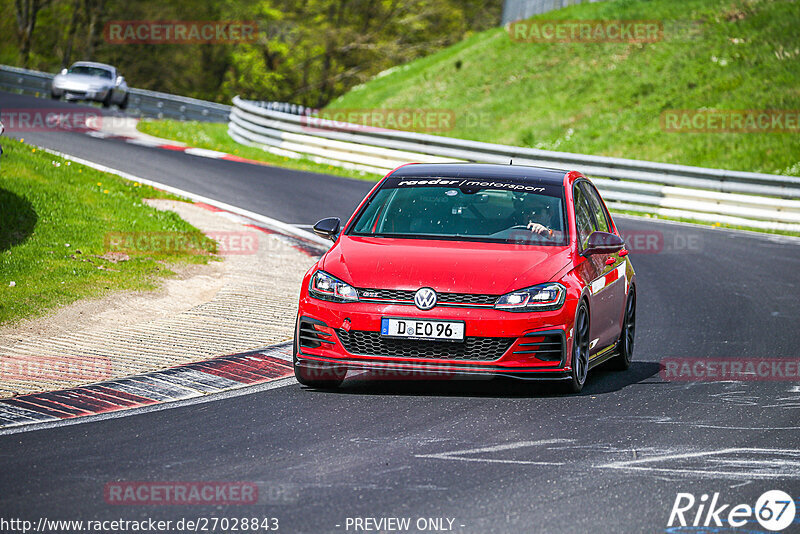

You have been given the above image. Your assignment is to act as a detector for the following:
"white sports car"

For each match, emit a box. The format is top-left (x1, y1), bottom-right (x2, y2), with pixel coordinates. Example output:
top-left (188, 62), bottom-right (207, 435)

top-left (51, 61), bottom-right (129, 109)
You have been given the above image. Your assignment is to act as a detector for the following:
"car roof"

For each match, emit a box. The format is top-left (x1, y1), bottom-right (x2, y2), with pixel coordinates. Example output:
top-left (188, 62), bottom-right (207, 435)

top-left (70, 61), bottom-right (115, 71)
top-left (390, 163), bottom-right (570, 185)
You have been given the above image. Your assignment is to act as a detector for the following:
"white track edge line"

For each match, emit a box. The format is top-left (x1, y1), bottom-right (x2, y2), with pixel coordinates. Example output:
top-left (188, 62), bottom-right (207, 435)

top-left (38, 145), bottom-right (798, 246)
top-left (0, 376), bottom-right (298, 437)
top-left (38, 147), bottom-right (331, 247)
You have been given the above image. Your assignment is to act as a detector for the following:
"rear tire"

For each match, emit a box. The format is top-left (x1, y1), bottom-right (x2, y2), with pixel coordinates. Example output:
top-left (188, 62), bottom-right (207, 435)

top-left (292, 319), bottom-right (346, 389)
top-left (563, 301), bottom-right (590, 393)
top-left (611, 288), bottom-right (636, 370)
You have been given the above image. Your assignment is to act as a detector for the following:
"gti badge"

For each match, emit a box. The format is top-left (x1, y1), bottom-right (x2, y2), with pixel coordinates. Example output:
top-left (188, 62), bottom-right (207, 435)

top-left (414, 287), bottom-right (437, 310)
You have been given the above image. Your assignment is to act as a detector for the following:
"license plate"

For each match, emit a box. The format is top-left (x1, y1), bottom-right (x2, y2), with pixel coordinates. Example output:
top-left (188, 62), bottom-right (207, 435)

top-left (380, 317), bottom-right (465, 342)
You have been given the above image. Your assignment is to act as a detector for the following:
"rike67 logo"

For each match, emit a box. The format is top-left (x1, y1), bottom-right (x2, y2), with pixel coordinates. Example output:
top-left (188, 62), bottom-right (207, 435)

top-left (668, 490), bottom-right (796, 531)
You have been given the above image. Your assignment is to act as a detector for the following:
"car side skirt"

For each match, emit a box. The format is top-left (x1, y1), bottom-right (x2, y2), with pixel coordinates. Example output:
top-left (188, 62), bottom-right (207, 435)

top-left (588, 341), bottom-right (620, 370)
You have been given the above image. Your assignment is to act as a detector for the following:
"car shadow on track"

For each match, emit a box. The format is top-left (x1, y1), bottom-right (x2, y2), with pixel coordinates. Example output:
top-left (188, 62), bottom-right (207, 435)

top-left (316, 361), bottom-right (662, 398)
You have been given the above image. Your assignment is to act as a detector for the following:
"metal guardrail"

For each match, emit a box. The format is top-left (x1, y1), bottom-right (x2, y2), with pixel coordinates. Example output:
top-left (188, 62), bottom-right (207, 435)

top-left (229, 96), bottom-right (800, 232)
top-left (0, 64), bottom-right (230, 122)
top-left (501, 0), bottom-right (603, 25)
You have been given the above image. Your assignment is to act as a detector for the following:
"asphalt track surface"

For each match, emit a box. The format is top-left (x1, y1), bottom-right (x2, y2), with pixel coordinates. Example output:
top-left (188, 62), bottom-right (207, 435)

top-left (1, 92), bottom-right (799, 533)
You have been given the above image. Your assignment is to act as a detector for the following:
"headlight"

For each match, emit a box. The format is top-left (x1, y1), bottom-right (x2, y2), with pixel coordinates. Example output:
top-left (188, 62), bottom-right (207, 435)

top-left (494, 283), bottom-right (566, 312)
top-left (309, 270), bottom-right (359, 303)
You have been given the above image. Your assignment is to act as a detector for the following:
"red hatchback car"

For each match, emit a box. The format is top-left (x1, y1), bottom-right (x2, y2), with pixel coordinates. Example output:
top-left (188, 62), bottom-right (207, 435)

top-left (294, 163), bottom-right (636, 393)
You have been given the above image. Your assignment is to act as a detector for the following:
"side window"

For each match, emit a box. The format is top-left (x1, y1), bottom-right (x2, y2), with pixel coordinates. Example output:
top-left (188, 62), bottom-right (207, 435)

top-left (573, 184), bottom-right (596, 249)
top-left (581, 182), bottom-right (611, 233)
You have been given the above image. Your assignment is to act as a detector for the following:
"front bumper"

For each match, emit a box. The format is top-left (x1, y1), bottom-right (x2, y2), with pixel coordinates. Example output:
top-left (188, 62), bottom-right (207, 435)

top-left (296, 353), bottom-right (571, 381)
top-left (295, 296), bottom-right (577, 380)
top-left (55, 85), bottom-right (109, 101)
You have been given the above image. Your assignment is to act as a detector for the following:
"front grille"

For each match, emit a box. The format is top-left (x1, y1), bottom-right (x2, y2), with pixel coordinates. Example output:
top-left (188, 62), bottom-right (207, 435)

top-left (337, 330), bottom-right (514, 361)
top-left (512, 333), bottom-right (564, 362)
top-left (358, 289), bottom-right (415, 301)
top-left (439, 292), bottom-right (497, 306)
top-left (357, 288), bottom-right (498, 307)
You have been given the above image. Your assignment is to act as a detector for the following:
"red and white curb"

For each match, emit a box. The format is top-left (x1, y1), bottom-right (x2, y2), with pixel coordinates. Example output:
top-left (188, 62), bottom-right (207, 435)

top-left (0, 143), bottom-right (328, 433)
top-left (84, 129), bottom-right (272, 166)
top-left (191, 201), bottom-right (326, 257)
top-left (0, 343), bottom-right (294, 430)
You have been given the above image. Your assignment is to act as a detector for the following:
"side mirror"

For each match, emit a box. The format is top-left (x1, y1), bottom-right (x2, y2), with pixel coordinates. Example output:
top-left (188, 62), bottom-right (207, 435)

top-left (582, 231), bottom-right (624, 256)
top-left (313, 217), bottom-right (340, 242)
top-left (115, 75), bottom-right (124, 86)
top-left (60, 68), bottom-right (68, 75)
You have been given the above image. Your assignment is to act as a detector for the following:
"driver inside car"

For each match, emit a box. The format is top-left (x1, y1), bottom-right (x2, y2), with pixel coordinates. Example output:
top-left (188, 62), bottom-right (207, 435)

top-left (514, 194), bottom-right (558, 237)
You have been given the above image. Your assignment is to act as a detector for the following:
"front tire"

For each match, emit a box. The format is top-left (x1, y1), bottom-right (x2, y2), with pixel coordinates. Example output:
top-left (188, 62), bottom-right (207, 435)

top-left (119, 93), bottom-right (129, 110)
top-left (564, 301), bottom-right (590, 393)
top-left (611, 288), bottom-right (636, 370)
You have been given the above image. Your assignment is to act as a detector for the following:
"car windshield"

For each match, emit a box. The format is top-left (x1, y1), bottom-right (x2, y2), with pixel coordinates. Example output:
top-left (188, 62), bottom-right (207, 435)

top-left (68, 66), bottom-right (113, 79)
top-left (350, 176), bottom-right (568, 245)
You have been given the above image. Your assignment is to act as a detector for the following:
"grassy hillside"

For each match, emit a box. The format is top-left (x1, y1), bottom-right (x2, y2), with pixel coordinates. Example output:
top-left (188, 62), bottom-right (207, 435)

top-left (328, 0), bottom-right (800, 176)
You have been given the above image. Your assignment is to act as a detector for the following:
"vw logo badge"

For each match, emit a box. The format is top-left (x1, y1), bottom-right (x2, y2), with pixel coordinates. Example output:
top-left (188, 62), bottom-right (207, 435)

top-left (414, 287), bottom-right (437, 310)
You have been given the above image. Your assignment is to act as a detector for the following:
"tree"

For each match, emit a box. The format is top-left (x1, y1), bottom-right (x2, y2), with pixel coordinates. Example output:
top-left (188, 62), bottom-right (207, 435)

top-left (14, 0), bottom-right (53, 66)
top-left (5, 0), bottom-right (502, 105)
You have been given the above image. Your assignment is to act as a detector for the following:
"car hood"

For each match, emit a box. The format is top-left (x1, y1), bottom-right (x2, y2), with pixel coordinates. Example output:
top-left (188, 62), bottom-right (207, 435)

top-left (321, 236), bottom-right (572, 295)
top-left (55, 74), bottom-right (111, 88)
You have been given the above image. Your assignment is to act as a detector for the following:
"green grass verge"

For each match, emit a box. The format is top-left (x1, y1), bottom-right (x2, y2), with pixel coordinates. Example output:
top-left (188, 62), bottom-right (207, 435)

top-left (329, 0), bottom-right (800, 177)
top-left (0, 137), bottom-right (216, 326)
top-left (136, 119), bottom-right (383, 182)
